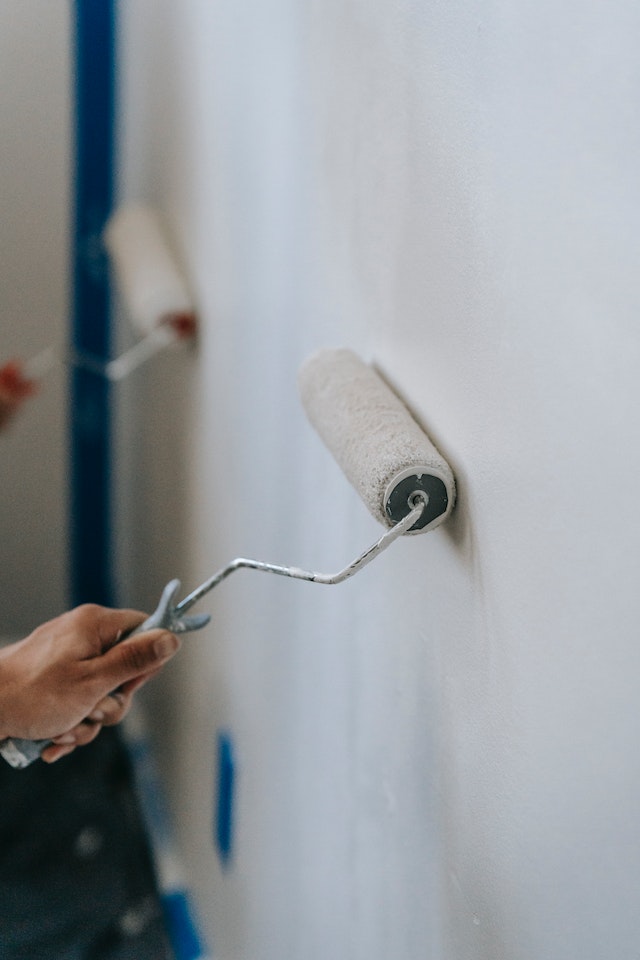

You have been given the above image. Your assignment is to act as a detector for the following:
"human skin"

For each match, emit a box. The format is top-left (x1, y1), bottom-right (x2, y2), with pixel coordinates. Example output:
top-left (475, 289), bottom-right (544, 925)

top-left (0, 604), bottom-right (180, 763)
top-left (0, 359), bottom-right (37, 429)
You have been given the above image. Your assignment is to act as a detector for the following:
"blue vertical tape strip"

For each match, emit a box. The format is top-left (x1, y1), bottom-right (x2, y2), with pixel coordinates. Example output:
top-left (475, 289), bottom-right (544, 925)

top-left (163, 892), bottom-right (207, 960)
top-left (70, 0), bottom-right (116, 606)
top-left (216, 732), bottom-right (236, 865)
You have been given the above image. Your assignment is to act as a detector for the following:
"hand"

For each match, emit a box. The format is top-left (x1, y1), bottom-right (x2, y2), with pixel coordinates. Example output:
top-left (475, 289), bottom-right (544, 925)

top-left (0, 359), bottom-right (37, 429)
top-left (0, 604), bottom-right (181, 762)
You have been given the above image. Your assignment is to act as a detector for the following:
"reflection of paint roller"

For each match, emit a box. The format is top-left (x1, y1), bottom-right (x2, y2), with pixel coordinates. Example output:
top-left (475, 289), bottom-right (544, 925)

top-left (104, 201), bottom-right (196, 366)
top-left (25, 202), bottom-right (196, 383)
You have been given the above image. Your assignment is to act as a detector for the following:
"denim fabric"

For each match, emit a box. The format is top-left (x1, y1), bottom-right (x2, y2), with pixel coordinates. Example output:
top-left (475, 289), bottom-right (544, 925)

top-left (0, 729), bottom-right (174, 960)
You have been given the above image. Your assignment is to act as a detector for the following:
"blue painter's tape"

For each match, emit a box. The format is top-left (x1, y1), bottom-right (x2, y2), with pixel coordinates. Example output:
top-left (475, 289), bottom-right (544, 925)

top-left (162, 891), bottom-right (207, 960)
top-left (216, 732), bottom-right (236, 865)
top-left (70, 0), bottom-right (116, 606)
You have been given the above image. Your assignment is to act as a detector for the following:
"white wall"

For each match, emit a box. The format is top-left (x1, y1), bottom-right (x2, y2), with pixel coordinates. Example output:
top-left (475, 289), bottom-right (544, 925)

top-left (0, 1), bottom-right (70, 631)
top-left (118, 1), bottom-right (640, 958)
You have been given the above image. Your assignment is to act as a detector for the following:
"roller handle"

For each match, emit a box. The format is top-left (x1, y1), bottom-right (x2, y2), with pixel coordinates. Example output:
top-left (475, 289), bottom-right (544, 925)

top-left (0, 580), bottom-right (210, 769)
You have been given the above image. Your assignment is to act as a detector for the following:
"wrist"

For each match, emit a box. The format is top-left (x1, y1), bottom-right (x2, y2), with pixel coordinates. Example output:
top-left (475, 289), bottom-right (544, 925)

top-left (0, 645), bottom-right (25, 740)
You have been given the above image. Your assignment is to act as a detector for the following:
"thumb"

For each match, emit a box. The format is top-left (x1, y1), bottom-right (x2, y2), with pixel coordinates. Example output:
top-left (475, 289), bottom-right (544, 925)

top-left (93, 628), bottom-right (181, 692)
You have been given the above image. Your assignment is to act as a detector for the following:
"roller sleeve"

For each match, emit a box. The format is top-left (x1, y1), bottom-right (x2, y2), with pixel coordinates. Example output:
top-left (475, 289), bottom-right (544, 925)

top-left (103, 202), bottom-right (194, 337)
top-left (298, 348), bottom-right (455, 533)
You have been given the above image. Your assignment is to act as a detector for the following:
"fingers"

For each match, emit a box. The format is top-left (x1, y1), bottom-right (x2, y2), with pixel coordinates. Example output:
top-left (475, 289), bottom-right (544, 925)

top-left (42, 670), bottom-right (164, 764)
top-left (86, 670), bottom-right (159, 727)
top-left (41, 742), bottom-right (77, 763)
top-left (90, 627), bottom-right (180, 696)
top-left (93, 606), bottom-right (149, 652)
top-left (42, 717), bottom-right (103, 763)
top-left (0, 359), bottom-right (38, 399)
top-left (1, 601), bottom-right (181, 760)
top-left (87, 690), bottom-right (131, 727)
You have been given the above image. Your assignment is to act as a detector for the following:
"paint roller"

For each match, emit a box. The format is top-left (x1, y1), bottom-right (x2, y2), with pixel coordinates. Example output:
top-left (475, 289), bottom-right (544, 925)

top-left (166, 347), bottom-right (456, 606)
top-left (24, 202), bottom-right (196, 384)
top-left (298, 347), bottom-right (455, 533)
top-left (102, 201), bottom-right (197, 379)
top-left (0, 348), bottom-right (455, 768)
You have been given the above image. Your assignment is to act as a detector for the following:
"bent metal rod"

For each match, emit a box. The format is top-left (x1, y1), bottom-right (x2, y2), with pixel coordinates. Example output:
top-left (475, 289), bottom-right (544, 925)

top-left (174, 495), bottom-right (427, 617)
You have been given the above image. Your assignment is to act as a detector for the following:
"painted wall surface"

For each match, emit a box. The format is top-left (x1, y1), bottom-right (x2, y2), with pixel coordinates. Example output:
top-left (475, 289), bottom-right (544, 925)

top-left (0, 1), bottom-right (70, 631)
top-left (118, 1), bottom-right (640, 958)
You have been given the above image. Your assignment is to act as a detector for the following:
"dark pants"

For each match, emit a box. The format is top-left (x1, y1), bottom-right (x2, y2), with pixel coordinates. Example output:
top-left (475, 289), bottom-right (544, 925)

top-left (0, 729), bottom-right (174, 960)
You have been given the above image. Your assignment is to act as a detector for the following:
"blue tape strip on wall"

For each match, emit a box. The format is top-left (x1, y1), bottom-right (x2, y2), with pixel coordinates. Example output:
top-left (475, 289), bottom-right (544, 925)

top-left (216, 732), bottom-right (236, 866)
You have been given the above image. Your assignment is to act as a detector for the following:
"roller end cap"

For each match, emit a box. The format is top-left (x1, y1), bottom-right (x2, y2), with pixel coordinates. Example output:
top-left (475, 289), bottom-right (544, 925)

top-left (384, 467), bottom-right (455, 534)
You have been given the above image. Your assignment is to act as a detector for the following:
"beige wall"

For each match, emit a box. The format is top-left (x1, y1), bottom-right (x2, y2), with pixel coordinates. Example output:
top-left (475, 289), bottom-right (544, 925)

top-left (0, 1), bottom-right (70, 632)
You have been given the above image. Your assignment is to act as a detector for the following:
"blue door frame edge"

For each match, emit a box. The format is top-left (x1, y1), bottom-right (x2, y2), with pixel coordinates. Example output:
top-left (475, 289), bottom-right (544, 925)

top-left (70, 0), bottom-right (116, 607)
